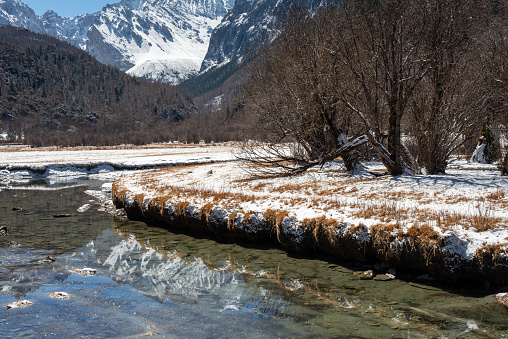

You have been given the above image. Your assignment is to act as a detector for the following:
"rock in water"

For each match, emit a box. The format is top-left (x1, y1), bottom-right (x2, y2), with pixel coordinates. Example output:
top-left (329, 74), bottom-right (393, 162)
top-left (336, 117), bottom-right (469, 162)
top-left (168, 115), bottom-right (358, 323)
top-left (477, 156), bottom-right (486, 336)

top-left (70, 268), bottom-right (98, 276)
top-left (49, 292), bottom-right (71, 300)
top-left (7, 300), bottom-right (33, 309)
top-left (496, 293), bottom-right (508, 307)
top-left (374, 273), bottom-right (396, 281)
top-left (12, 207), bottom-right (22, 211)
top-left (385, 273), bottom-right (396, 280)
top-left (358, 270), bottom-right (375, 280)
top-left (77, 204), bottom-right (91, 213)
top-left (53, 214), bottom-right (72, 218)
top-left (38, 256), bottom-right (56, 264)
top-left (0, 226), bottom-right (10, 235)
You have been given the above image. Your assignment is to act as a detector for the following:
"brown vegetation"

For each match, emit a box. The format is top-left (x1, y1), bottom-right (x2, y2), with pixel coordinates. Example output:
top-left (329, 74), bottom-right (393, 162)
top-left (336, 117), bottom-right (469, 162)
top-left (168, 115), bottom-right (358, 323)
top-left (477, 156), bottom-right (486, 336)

top-left (240, 0), bottom-right (508, 176)
top-left (111, 157), bottom-right (508, 287)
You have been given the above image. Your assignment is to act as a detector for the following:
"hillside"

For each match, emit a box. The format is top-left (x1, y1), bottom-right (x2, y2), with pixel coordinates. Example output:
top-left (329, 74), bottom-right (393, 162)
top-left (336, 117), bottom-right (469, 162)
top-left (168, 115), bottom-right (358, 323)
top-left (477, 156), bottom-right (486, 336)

top-left (87, 0), bottom-right (234, 84)
top-left (0, 25), bottom-right (195, 146)
top-left (0, 0), bottom-right (234, 84)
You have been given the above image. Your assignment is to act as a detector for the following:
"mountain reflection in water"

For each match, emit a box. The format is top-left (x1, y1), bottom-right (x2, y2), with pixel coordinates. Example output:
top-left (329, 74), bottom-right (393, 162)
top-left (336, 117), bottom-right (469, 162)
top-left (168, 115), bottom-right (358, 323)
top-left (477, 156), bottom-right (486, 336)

top-left (1, 187), bottom-right (508, 338)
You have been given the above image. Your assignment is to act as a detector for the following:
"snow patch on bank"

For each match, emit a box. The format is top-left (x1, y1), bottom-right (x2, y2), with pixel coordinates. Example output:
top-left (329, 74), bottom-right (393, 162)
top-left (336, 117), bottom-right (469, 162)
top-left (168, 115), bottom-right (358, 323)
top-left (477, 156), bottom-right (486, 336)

top-left (0, 144), bottom-right (236, 188)
top-left (112, 158), bottom-right (508, 285)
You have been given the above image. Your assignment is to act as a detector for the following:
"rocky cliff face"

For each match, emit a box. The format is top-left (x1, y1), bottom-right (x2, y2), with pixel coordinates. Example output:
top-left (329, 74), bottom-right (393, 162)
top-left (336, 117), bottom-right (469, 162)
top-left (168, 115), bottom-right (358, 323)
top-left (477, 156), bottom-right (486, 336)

top-left (87, 0), bottom-right (234, 84)
top-left (0, 0), bottom-right (43, 33)
top-left (0, 0), bottom-right (94, 48)
top-left (201, 0), bottom-right (341, 72)
top-left (0, 0), bottom-right (234, 84)
top-left (41, 10), bottom-right (96, 49)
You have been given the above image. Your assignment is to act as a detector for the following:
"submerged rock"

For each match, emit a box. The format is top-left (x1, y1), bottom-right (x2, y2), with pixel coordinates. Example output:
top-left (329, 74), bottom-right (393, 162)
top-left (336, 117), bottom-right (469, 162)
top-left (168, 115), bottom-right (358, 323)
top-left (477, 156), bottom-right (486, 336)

top-left (49, 292), bottom-right (71, 300)
top-left (385, 273), bottom-right (396, 280)
top-left (374, 273), bottom-right (396, 281)
top-left (70, 268), bottom-right (98, 276)
top-left (416, 274), bottom-right (435, 282)
top-left (53, 214), bottom-right (72, 218)
top-left (9, 241), bottom-right (19, 247)
top-left (39, 256), bottom-right (56, 264)
top-left (7, 299), bottom-right (33, 309)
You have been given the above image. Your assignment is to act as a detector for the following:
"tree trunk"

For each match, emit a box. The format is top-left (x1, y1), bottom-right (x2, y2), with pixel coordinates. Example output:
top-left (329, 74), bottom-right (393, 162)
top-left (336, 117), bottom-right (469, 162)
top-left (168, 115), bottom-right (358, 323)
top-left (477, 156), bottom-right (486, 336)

top-left (502, 152), bottom-right (508, 176)
top-left (386, 105), bottom-right (404, 176)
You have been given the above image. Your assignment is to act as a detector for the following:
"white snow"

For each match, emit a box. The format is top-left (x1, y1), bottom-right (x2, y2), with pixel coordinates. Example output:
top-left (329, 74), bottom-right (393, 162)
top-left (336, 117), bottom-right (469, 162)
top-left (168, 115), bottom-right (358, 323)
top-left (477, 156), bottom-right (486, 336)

top-left (94, 1), bottom-right (225, 83)
top-left (112, 154), bottom-right (508, 272)
top-left (0, 144), bottom-right (235, 168)
top-left (0, 143), bottom-right (236, 186)
top-left (3, 143), bottom-right (508, 276)
top-left (77, 204), bottom-right (92, 212)
top-left (470, 142), bottom-right (487, 164)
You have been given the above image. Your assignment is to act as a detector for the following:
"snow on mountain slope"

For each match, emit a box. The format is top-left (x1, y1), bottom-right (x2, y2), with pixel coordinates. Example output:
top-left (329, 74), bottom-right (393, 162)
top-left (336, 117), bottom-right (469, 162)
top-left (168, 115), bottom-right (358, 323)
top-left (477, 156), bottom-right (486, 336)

top-left (41, 10), bottom-right (96, 49)
top-left (0, 0), bottom-right (43, 32)
top-left (0, 0), bottom-right (95, 48)
top-left (127, 59), bottom-right (203, 84)
top-left (88, 0), bottom-right (231, 84)
top-left (0, 0), bottom-right (234, 84)
top-left (202, 0), bottom-right (341, 72)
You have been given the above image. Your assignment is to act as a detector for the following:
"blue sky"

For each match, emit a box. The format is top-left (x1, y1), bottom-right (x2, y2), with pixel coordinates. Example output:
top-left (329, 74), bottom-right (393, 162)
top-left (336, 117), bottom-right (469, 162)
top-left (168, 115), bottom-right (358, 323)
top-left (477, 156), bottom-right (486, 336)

top-left (23, 0), bottom-right (120, 17)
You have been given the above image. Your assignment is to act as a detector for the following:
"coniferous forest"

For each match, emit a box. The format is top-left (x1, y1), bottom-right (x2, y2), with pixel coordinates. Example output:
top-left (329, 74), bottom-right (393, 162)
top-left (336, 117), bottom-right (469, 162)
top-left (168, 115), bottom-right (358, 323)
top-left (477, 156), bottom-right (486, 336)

top-left (0, 25), bottom-right (198, 146)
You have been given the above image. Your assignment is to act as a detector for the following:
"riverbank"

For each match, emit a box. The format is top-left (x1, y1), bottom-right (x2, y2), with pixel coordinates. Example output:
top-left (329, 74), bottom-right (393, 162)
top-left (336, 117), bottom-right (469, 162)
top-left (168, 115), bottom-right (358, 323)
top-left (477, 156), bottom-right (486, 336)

top-left (4, 187), bottom-right (505, 338)
top-left (112, 159), bottom-right (508, 288)
top-left (0, 143), bottom-right (235, 187)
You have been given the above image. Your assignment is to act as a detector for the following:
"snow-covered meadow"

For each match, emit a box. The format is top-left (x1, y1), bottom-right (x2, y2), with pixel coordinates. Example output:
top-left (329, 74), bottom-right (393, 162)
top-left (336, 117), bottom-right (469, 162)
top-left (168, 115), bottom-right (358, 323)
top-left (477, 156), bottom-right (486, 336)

top-left (110, 147), bottom-right (508, 286)
top-left (2, 143), bottom-right (508, 285)
top-left (0, 143), bottom-right (236, 187)
top-left (115, 159), bottom-right (508, 248)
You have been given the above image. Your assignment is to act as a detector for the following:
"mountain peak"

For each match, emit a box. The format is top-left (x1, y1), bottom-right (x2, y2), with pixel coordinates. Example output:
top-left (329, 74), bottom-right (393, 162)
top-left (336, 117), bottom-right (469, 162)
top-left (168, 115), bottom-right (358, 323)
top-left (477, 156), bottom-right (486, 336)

top-left (86, 0), bottom-right (234, 83)
top-left (0, 0), bottom-right (234, 84)
top-left (201, 0), bottom-right (341, 72)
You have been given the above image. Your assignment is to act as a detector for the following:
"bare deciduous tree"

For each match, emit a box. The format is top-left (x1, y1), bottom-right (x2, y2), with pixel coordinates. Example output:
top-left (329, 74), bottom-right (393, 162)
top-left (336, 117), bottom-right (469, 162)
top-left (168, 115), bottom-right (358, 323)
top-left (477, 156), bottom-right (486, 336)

top-left (329, 0), bottom-right (431, 175)
top-left (240, 0), bottom-right (498, 177)
top-left (240, 7), bottom-right (366, 176)
top-left (406, 0), bottom-right (483, 174)
top-left (480, 5), bottom-right (508, 175)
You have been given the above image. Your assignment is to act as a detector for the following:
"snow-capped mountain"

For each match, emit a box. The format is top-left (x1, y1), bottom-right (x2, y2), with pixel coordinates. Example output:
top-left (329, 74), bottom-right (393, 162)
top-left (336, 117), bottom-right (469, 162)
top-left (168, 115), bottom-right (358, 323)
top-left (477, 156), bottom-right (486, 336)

top-left (0, 0), bottom-right (43, 33)
top-left (0, 0), bottom-right (95, 48)
top-left (41, 11), bottom-right (96, 49)
top-left (87, 0), bottom-right (234, 83)
top-left (201, 0), bottom-right (341, 72)
top-left (0, 0), bottom-right (234, 84)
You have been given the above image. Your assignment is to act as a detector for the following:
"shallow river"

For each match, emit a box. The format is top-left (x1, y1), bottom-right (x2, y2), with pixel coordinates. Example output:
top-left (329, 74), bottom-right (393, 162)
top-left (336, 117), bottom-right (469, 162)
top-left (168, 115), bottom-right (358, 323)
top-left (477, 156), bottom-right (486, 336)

top-left (1, 183), bottom-right (507, 338)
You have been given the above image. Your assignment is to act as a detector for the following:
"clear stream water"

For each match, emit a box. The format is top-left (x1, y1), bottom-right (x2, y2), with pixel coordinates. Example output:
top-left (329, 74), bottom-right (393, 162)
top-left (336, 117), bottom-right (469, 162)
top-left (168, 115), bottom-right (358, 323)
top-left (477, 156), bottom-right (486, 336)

top-left (0, 182), bottom-right (507, 338)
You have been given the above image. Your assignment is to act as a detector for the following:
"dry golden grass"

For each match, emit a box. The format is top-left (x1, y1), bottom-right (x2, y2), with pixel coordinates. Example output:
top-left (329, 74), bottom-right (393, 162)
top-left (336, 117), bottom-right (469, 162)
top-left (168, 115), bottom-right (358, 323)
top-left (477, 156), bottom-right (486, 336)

top-left (263, 209), bottom-right (290, 241)
top-left (487, 189), bottom-right (506, 201)
top-left (301, 216), bottom-right (337, 231)
top-left (227, 211), bottom-right (242, 231)
top-left (175, 201), bottom-right (191, 217)
top-left (111, 163), bottom-right (508, 287)
top-left (114, 164), bottom-right (508, 236)
top-left (263, 209), bottom-right (289, 226)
